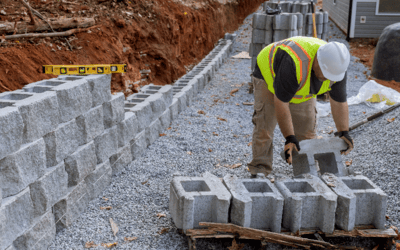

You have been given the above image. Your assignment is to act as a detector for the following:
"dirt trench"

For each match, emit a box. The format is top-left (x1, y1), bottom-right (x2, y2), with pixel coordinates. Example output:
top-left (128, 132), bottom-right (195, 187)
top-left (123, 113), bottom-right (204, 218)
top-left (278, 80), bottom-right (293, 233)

top-left (0, 0), bottom-right (264, 94)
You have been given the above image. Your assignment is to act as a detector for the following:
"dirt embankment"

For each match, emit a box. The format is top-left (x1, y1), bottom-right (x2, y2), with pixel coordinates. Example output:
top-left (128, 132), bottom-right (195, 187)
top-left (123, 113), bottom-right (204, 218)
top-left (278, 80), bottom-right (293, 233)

top-left (0, 0), bottom-right (264, 94)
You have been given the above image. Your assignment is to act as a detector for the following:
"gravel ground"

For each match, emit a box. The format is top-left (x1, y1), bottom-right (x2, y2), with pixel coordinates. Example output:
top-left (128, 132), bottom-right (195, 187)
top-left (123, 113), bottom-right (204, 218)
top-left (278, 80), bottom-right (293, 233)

top-left (49, 5), bottom-right (400, 250)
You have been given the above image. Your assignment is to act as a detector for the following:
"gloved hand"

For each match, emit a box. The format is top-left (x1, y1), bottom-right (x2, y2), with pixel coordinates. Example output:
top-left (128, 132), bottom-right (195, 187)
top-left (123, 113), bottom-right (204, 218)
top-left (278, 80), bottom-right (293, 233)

top-left (338, 131), bottom-right (354, 155)
top-left (284, 135), bottom-right (300, 165)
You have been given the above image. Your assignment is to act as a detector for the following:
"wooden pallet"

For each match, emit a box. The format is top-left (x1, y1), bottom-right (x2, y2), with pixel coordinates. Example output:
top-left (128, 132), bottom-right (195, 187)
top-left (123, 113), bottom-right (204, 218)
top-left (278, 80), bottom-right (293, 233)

top-left (185, 223), bottom-right (399, 250)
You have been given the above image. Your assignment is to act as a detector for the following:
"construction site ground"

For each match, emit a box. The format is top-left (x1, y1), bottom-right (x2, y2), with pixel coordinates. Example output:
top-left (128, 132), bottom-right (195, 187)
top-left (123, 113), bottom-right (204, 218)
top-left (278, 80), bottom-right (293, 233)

top-left (43, 5), bottom-right (400, 250)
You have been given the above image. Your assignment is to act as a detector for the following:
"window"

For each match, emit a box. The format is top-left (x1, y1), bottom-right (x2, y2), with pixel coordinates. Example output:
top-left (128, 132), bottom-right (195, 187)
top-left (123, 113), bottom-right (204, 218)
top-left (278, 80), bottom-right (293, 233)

top-left (378, 0), bottom-right (400, 13)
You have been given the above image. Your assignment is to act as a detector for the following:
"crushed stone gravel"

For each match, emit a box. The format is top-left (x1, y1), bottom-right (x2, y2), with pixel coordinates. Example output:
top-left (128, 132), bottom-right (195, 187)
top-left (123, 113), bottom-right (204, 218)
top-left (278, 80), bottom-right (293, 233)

top-left (49, 5), bottom-right (400, 250)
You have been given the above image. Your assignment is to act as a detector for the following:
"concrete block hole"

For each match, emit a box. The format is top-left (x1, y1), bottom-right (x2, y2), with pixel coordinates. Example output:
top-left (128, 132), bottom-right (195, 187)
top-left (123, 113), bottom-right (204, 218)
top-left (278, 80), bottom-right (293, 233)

top-left (24, 86), bottom-right (52, 93)
top-left (181, 180), bottom-right (210, 192)
top-left (243, 182), bottom-right (273, 193)
top-left (0, 93), bottom-right (33, 100)
top-left (35, 80), bottom-right (65, 86)
top-left (342, 179), bottom-right (374, 190)
top-left (285, 181), bottom-right (315, 193)
top-left (57, 76), bottom-right (83, 81)
top-left (0, 102), bottom-right (13, 108)
top-left (145, 90), bottom-right (158, 94)
top-left (148, 86), bottom-right (162, 90)
top-left (125, 103), bottom-right (136, 108)
top-left (135, 94), bottom-right (150, 99)
top-left (130, 99), bottom-right (144, 103)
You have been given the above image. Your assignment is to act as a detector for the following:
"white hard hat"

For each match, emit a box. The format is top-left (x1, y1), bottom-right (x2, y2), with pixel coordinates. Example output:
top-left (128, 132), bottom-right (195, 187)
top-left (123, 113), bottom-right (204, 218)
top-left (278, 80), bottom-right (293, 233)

top-left (317, 42), bottom-right (350, 82)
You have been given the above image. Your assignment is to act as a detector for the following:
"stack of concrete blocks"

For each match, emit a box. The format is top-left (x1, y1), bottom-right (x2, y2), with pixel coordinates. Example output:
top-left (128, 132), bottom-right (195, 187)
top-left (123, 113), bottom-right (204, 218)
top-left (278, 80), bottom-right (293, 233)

top-left (273, 13), bottom-right (299, 42)
top-left (223, 174), bottom-right (283, 232)
top-left (305, 11), bottom-right (329, 39)
top-left (249, 13), bottom-right (274, 70)
top-left (169, 172), bottom-right (231, 233)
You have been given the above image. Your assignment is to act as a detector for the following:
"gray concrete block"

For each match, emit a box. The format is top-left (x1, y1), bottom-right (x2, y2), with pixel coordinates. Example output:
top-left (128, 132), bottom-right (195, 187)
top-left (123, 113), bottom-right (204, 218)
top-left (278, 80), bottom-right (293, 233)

top-left (12, 211), bottom-right (56, 250)
top-left (103, 92), bottom-right (125, 129)
top-left (94, 126), bottom-right (118, 164)
top-left (317, 23), bottom-right (323, 34)
top-left (76, 106), bottom-right (104, 146)
top-left (29, 162), bottom-right (68, 217)
top-left (253, 13), bottom-right (267, 30)
top-left (0, 138), bottom-right (46, 198)
top-left (84, 74), bottom-right (112, 107)
top-left (125, 98), bottom-right (152, 131)
top-left (159, 109), bottom-right (171, 130)
top-left (117, 112), bottom-right (138, 147)
top-left (169, 98), bottom-right (179, 121)
top-left (146, 93), bottom-right (167, 121)
top-left (322, 32), bottom-right (328, 41)
top-left (0, 188), bottom-right (34, 250)
top-left (195, 75), bottom-right (206, 92)
top-left (85, 160), bottom-right (112, 201)
top-left (64, 141), bottom-right (97, 187)
top-left (275, 175), bottom-right (337, 233)
top-left (294, 13), bottom-right (303, 30)
top-left (323, 11), bottom-right (329, 23)
top-left (110, 144), bottom-right (132, 176)
top-left (44, 119), bottom-right (79, 168)
top-left (299, 2), bottom-right (309, 15)
top-left (280, 1), bottom-right (292, 13)
top-left (273, 30), bottom-right (290, 42)
top-left (223, 174), bottom-right (283, 232)
top-left (23, 79), bottom-right (66, 91)
top-left (273, 14), bottom-right (297, 30)
top-left (141, 84), bottom-right (173, 108)
top-left (170, 172), bottom-right (231, 232)
top-left (280, 138), bottom-right (349, 177)
top-left (265, 30), bottom-right (273, 45)
top-left (250, 43), bottom-right (263, 57)
top-left (52, 79), bottom-right (92, 123)
top-left (252, 29), bottom-right (266, 44)
top-left (306, 13), bottom-right (313, 24)
top-left (130, 130), bottom-right (147, 160)
top-left (315, 12), bottom-right (324, 24)
top-left (13, 91), bottom-right (60, 144)
top-left (145, 118), bottom-right (162, 146)
top-left (53, 181), bottom-right (89, 232)
top-left (0, 106), bottom-right (24, 160)
top-left (174, 91), bottom-right (187, 113)
top-left (323, 22), bottom-right (329, 34)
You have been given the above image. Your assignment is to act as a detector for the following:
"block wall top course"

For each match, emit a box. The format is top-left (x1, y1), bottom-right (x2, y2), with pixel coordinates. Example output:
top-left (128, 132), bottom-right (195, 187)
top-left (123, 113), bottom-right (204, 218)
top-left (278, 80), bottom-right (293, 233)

top-left (0, 106), bottom-right (24, 160)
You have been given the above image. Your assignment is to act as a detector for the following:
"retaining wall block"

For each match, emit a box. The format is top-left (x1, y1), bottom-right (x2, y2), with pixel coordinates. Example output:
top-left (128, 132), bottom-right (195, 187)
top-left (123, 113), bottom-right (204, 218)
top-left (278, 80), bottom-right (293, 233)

top-left (317, 24), bottom-right (323, 35)
top-left (170, 172), bottom-right (231, 232)
top-left (251, 57), bottom-right (257, 71)
top-left (315, 12), bottom-right (324, 24)
top-left (117, 112), bottom-right (138, 148)
top-left (281, 138), bottom-right (349, 177)
top-left (223, 174), bottom-right (284, 232)
top-left (322, 32), bottom-right (328, 41)
top-left (265, 2), bottom-right (279, 10)
top-left (264, 30), bottom-right (273, 45)
top-left (275, 175), bottom-right (337, 233)
top-left (44, 119), bottom-right (79, 168)
top-left (64, 141), bottom-right (97, 187)
top-left (29, 162), bottom-right (68, 217)
top-left (299, 2), bottom-right (309, 15)
top-left (195, 75), bottom-right (206, 92)
top-left (169, 98), bottom-right (179, 121)
top-left (84, 74), bottom-right (112, 108)
top-left (0, 106), bottom-right (24, 160)
top-left (250, 43), bottom-right (264, 57)
top-left (305, 13), bottom-right (313, 24)
top-left (125, 100), bottom-right (152, 132)
top-left (76, 106), bottom-right (104, 146)
top-left (141, 84), bottom-right (173, 108)
top-left (0, 188), bottom-right (34, 250)
top-left (52, 79), bottom-right (92, 123)
top-left (110, 144), bottom-right (132, 176)
top-left (103, 92), bottom-right (125, 129)
top-left (0, 138), bottom-right (46, 198)
top-left (294, 13), bottom-right (303, 30)
top-left (174, 91), bottom-right (188, 114)
top-left (94, 126), bottom-right (118, 164)
top-left (265, 15), bottom-right (274, 31)
top-left (145, 118), bottom-right (162, 146)
top-left (53, 180), bottom-right (89, 232)
top-left (280, 1), bottom-right (292, 13)
top-left (273, 13), bottom-right (297, 30)
top-left (12, 211), bottom-right (56, 250)
top-left (130, 130), bottom-right (147, 160)
top-left (145, 93), bottom-right (167, 121)
top-left (160, 109), bottom-right (171, 130)
top-left (23, 79), bottom-right (66, 91)
top-left (252, 29), bottom-right (266, 44)
top-left (85, 160), bottom-right (112, 201)
top-left (323, 11), bottom-right (329, 23)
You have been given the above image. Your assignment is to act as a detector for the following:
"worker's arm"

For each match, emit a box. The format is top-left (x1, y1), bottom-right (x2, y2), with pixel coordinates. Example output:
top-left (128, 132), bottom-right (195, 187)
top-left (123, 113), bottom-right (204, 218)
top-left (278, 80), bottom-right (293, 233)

top-left (330, 97), bottom-right (354, 155)
top-left (274, 96), bottom-right (295, 137)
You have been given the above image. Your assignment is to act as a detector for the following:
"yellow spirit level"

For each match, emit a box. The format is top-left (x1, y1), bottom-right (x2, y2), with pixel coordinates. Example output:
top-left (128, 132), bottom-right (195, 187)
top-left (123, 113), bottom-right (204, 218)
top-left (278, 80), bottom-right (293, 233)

top-left (42, 64), bottom-right (127, 75)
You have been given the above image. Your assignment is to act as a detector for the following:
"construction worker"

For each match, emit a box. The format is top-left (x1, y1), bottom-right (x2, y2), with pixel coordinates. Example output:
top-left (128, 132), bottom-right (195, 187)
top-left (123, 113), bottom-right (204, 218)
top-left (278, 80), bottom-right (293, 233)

top-left (248, 36), bottom-right (354, 178)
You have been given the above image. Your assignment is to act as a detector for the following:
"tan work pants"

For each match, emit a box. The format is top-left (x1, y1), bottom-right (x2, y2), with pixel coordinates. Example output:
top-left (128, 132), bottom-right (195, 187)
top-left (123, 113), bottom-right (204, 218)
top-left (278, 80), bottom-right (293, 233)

top-left (248, 77), bottom-right (318, 176)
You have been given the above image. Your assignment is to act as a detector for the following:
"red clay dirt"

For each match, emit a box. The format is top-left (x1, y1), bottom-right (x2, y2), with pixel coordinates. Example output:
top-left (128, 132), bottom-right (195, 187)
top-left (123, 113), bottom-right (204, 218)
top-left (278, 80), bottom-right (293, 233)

top-left (0, 0), bottom-right (264, 94)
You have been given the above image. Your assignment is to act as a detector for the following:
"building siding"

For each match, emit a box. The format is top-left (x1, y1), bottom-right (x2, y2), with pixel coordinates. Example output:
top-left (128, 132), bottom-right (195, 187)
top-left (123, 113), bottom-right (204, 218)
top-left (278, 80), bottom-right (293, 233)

top-left (323, 0), bottom-right (350, 34)
top-left (354, 2), bottom-right (400, 38)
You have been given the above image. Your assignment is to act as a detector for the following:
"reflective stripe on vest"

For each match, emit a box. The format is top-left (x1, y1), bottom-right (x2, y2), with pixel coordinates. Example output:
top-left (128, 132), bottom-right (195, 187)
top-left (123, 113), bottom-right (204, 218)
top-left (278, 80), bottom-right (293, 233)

top-left (268, 39), bottom-right (311, 92)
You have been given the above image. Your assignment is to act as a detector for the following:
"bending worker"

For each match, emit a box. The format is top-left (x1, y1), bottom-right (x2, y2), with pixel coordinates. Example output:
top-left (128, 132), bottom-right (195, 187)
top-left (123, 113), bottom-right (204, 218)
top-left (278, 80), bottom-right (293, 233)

top-left (248, 36), bottom-right (354, 178)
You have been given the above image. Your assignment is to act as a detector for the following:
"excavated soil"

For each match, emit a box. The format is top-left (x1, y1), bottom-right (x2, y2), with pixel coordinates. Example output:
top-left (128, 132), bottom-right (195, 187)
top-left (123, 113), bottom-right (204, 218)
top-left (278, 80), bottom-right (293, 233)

top-left (0, 0), bottom-right (263, 94)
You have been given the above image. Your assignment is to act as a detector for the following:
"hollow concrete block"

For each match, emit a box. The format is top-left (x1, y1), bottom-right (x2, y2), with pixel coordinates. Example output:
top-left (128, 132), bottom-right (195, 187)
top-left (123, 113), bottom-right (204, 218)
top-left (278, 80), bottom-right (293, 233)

top-left (265, 15), bottom-right (274, 31)
top-left (0, 106), bottom-right (24, 160)
top-left (169, 98), bottom-right (179, 121)
top-left (64, 141), bottom-right (97, 187)
top-left (315, 12), bottom-right (324, 24)
top-left (252, 13), bottom-right (267, 30)
top-left (170, 172), bottom-right (231, 232)
top-left (94, 126), bottom-right (118, 164)
top-left (0, 138), bottom-right (46, 198)
top-left (294, 13), bottom-right (303, 30)
top-left (223, 174), bottom-right (284, 232)
top-left (280, 2), bottom-right (292, 13)
top-left (44, 119), bottom-right (79, 168)
top-left (317, 23), bottom-right (323, 35)
top-left (85, 160), bottom-right (112, 201)
top-left (125, 99), bottom-right (152, 132)
top-left (141, 84), bottom-right (173, 107)
top-left (174, 91), bottom-right (187, 113)
top-left (103, 92), bottom-right (125, 129)
top-left (130, 130), bottom-right (147, 160)
top-left (110, 144), bottom-right (132, 176)
top-left (273, 13), bottom-right (297, 30)
top-left (252, 29), bottom-right (266, 44)
top-left (323, 11), bottom-right (329, 23)
top-left (53, 181), bottom-right (89, 232)
top-left (280, 138), bottom-right (349, 177)
top-left (84, 74), bottom-right (112, 108)
top-left (117, 112), bottom-right (138, 148)
top-left (0, 188), bottom-right (34, 250)
top-left (275, 175), bottom-right (337, 233)
top-left (145, 118), bottom-right (162, 146)
top-left (76, 106), bottom-right (104, 146)
top-left (12, 211), bottom-right (56, 250)
top-left (306, 13), bottom-right (313, 24)
top-left (52, 79), bottom-right (92, 123)
top-left (160, 109), bottom-right (171, 130)
top-left (29, 162), bottom-right (68, 217)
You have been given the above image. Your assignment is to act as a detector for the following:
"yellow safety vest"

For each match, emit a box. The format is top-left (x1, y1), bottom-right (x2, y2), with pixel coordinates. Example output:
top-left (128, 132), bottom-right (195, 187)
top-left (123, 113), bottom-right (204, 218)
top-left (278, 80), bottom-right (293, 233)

top-left (257, 36), bottom-right (334, 104)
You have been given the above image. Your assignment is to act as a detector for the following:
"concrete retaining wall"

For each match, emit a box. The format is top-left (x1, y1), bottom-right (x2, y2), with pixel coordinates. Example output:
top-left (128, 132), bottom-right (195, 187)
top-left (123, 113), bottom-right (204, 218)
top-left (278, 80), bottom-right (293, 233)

top-left (0, 37), bottom-right (234, 250)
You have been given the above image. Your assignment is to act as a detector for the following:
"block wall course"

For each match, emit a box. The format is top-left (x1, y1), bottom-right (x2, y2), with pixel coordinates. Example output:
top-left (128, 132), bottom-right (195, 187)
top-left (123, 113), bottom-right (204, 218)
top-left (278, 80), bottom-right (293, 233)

top-left (125, 100), bottom-right (153, 132)
top-left (0, 106), bottom-right (24, 160)
top-left (117, 112), bottom-right (138, 148)
top-left (84, 74), bottom-right (112, 107)
top-left (130, 130), bottom-right (147, 160)
top-left (85, 160), bottom-right (112, 201)
top-left (103, 92), bottom-right (125, 129)
top-left (76, 106), bottom-right (105, 146)
top-left (94, 126), bottom-right (118, 164)
top-left (110, 144), bottom-right (132, 176)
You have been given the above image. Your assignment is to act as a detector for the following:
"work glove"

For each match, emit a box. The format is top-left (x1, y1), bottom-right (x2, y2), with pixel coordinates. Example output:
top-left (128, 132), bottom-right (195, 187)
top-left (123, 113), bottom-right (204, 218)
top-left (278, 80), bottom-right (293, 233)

top-left (338, 131), bottom-right (354, 155)
top-left (284, 135), bottom-right (300, 165)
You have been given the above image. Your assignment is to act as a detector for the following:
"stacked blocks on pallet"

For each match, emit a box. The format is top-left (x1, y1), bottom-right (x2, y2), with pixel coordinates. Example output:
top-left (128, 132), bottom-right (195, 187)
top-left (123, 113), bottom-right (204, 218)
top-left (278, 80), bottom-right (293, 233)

top-left (273, 13), bottom-right (298, 42)
top-left (249, 13), bottom-right (274, 70)
top-left (169, 172), bottom-right (232, 232)
top-left (223, 174), bottom-right (283, 232)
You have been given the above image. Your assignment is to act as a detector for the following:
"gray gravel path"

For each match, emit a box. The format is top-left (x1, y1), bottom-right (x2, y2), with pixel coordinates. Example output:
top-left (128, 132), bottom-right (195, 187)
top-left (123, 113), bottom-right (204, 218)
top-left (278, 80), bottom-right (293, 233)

top-left (49, 5), bottom-right (400, 250)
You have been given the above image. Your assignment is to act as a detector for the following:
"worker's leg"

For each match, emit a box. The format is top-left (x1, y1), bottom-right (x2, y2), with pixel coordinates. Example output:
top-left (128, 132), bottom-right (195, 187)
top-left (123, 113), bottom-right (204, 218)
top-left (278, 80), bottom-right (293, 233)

top-left (289, 97), bottom-right (318, 141)
top-left (248, 76), bottom-right (277, 176)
